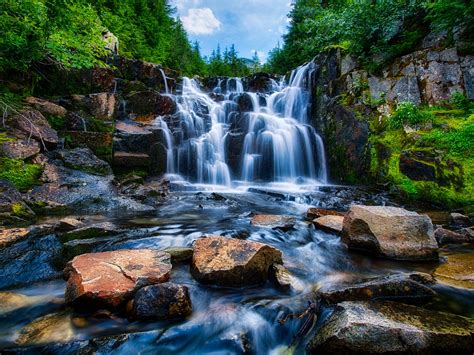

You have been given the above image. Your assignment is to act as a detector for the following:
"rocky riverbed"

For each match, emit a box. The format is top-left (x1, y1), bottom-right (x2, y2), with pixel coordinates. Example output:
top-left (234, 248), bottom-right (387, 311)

top-left (0, 185), bottom-right (473, 353)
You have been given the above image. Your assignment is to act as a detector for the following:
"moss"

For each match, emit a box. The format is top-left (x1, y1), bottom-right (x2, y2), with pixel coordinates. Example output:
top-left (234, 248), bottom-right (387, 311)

top-left (11, 202), bottom-right (32, 219)
top-left (47, 115), bottom-right (67, 131)
top-left (0, 132), bottom-right (14, 144)
top-left (0, 158), bottom-right (42, 191)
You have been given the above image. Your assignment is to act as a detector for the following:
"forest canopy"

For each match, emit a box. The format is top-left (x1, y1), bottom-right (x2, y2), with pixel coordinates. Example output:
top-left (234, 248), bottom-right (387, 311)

top-left (266, 0), bottom-right (474, 74)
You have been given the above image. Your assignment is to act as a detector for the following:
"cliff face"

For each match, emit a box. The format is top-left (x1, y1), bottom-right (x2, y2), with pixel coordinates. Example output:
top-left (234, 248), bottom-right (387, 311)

top-left (308, 33), bottom-right (473, 207)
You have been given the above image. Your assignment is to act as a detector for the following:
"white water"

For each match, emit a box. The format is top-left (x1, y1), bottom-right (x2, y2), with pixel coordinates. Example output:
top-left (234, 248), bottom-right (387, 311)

top-left (156, 62), bottom-right (327, 187)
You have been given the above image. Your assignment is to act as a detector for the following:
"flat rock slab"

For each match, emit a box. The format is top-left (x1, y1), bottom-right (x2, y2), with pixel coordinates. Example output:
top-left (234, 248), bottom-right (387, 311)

top-left (61, 222), bottom-right (121, 242)
top-left (251, 214), bottom-right (296, 230)
top-left (313, 215), bottom-right (344, 234)
top-left (64, 249), bottom-right (172, 308)
top-left (342, 205), bottom-right (438, 261)
top-left (435, 253), bottom-right (474, 290)
top-left (321, 272), bottom-right (436, 304)
top-left (307, 301), bottom-right (474, 354)
top-left (307, 208), bottom-right (344, 220)
top-left (191, 236), bottom-right (283, 287)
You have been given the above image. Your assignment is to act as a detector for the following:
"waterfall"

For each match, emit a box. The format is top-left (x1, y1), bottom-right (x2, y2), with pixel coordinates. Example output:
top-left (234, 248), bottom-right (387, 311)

top-left (159, 68), bottom-right (170, 94)
top-left (154, 62), bottom-right (327, 187)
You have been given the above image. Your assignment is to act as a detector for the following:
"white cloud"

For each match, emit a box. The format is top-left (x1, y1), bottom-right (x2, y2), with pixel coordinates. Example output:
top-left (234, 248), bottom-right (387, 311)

top-left (182, 8), bottom-right (221, 35)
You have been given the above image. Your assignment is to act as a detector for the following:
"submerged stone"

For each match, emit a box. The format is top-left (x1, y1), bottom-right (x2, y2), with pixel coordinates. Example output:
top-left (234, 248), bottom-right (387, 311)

top-left (342, 205), bottom-right (438, 261)
top-left (60, 222), bottom-right (121, 242)
top-left (191, 236), bottom-right (283, 287)
top-left (16, 312), bottom-right (74, 346)
top-left (307, 301), bottom-right (474, 354)
top-left (434, 253), bottom-right (474, 290)
top-left (250, 214), bottom-right (296, 230)
top-left (163, 247), bottom-right (194, 264)
top-left (64, 249), bottom-right (172, 308)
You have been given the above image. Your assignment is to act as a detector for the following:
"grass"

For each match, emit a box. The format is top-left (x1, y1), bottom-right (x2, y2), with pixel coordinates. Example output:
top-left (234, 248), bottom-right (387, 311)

top-left (0, 158), bottom-right (42, 191)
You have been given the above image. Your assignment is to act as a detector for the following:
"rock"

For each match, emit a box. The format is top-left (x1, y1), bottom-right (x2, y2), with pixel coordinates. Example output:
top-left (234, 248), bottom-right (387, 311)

top-left (163, 247), bottom-right (194, 264)
top-left (392, 76), bottom-right (421, 105)
top-left (55, 217), bottom-right (84, 232)
top-left (320, 272), bottom-right (436, 304)
top-left (307, 301), bottom-right (474, 354)
top-left (306, 207), bottom-right (344, 220)
top-left (342, 205), bottom-right (438, 261)
top-left (0, 139), bottom-right (41, 159)
top-left (0, 231), bottom-right (62, 289)
top-left (0, 179), bottom-right (36, 226)
top-left (64, 249), bottom-right (172, 308)
top-left (250, 214), bottom-right (296, 230)
top-left (368, 77), bottom-right (392, 100)
top-left (435, 227), bottom-right (473, 245)
top-left (7, 109), bottom-right (59, 149)
top-left (62, 131), bottom-right (113, 159)
top-left (16, 312), bottom-right (74, 346)
top-left (127, 283), bottom-right (192, 320)
top-left (127, 91), bottom-right (177, 116)
top-left (0, 292), bottom-right (38, 314)
top-left (313, 215), bottom-right (344, 234)
top-left (449, 212), bottom-right (471, 227)
top-left (270, 264), bottom-right (304, 292)
top-left (25, 97), bottom-right (67, 118)
top-left (341, 55), bottom-right (357, 76)
top-left (61, 222), bottom-right (121, 242)
top-left (399, 152), bottom-right (436, 181)
top-left (434, 253), bottom-right (474, 290)
top-left (51, 148), bottom-right (112, 176)
top-left (113, 151), bottom-right (150, 168)
top-left (62, 235), bottom-right (119, 261)
top-left (68, 93), bottom-right (117, 120)
top-left (191, 236), bottom-right (283, 287)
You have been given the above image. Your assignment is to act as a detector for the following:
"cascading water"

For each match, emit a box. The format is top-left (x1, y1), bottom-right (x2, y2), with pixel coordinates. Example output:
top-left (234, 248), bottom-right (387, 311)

top-left (158, 62), bottom-right (327, 187)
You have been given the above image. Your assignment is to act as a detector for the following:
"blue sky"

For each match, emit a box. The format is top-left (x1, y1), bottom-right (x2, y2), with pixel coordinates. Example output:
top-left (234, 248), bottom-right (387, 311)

top-left (172, 0), bottom-right (292, 63)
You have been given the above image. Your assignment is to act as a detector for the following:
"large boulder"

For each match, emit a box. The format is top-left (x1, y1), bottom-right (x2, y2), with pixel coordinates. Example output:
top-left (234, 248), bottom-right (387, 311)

top-left (191, 236), bottom-right (283, 287)
top-left (0, 139), bottom-right (41, 159)
top-left (342, 205), bottom-right (438, 261)
top-left (127, 283), bottom-right (192, 321)
top-left (64, 249), bottom-right (172, 308)
top-left (7, 110), bottom-right (59, 149)
top-left (320, 272), bottom-right (436, 304)
top-left (434, 253), bottom-right (474, 290)
top-left (25, 97), bottom-right (68, 118)
top-left (307, 301), bottom-right (474, 354)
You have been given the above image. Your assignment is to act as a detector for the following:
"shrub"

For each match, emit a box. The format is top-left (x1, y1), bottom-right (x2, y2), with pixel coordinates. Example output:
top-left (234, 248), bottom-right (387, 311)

top-left (388, 102), bottom-right (430, 129)
top-left (450, 92), bottom-right (471, 111)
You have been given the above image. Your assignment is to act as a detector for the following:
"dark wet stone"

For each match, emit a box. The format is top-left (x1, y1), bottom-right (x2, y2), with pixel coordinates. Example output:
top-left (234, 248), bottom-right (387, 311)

top-left (449, 213), bottom-right (472, 228)
top-left (0, 179), bottom-right (36, 226)
top-left (15, 312), bottom-right (73, 346)
top-left (307, 301), bottom-right (474, 354)
top-left (399, 152), bottom-right (436, 181)
top-left (0, 232), bottom-right (62, 289)
top-left (49, 148), bottom-right (112, 176)
top-left (435, 227), bottom-right (473, 245)
top-left (127, 283), bottom-right (192, 320)
top-left (163, 247), bottom-right (193, 264)
top-left (320, 272), bottom-right (436, 304)
top-left (60, 222), bottom-right (121, 242)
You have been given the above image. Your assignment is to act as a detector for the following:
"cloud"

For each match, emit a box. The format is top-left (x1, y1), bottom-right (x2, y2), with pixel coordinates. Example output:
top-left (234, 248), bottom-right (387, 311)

top-left (182, 8), bottom-right (221, 35)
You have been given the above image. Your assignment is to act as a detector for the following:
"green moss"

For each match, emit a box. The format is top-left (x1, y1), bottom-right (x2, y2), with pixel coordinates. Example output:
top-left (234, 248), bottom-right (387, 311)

top-left (11, 202), bottom-right (32, 219)
top-left (47, 115), bottom-right (67, 131)
top-left (0, 132), bottom-right (14, 144)
top-left (0, 158), bottom-right (42, 191)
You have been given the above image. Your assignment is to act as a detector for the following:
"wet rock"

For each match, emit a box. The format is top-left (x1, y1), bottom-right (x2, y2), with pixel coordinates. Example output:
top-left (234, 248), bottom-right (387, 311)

top-left (62, 235), bottom-right (119, 260)
top-left (0, 179), bottom-right (36, 226)
top-left (127, 91), bottom-right (177, 116)
top-left (60, 222), bottom-right (121, 242)
top-left (0, 139), bottom-right (41, 159)
top-left (191, 236), bottom-right (283, 287)
top-left (251, 214), bottom-right (296, 231)
top-left (449, 212), bottom-right (471, 228)
top-left (25, 96), bottom-right (67, 118)
top-left (7, 109), bottom-right (59, 149)
top-left (270, 264), bottom-right (304, 292)
top-left (0, 292), bottom-right (39, 314)
top-left (127, 283), bottom-right (192, 320)
top-left (236, 93), bottom-right (254, 111)
top-left (163, 247), bottom-right (194, 264)
top-left (50, 148), bottom-right (112, 176)
top-left (55, 217), bottom-right (84, 232)
top-left (434, 253), bottom-right (474, 290)
top-left (342, 205), bottom-right (438, 261)
top-left (435, 227), bottom-right (473, 245)
top-left (68, 93), bottom-right (117, 120)
top-left (64, 249), bottom-right (172, 308)
top-left (399, 152), bottom-right (436, 181)
top-left (0, 226), bottom-right (50, 249)
top-left (306, 207), bottom-right (344, 220)
top-left (307, 301), bottom-right (474, 354)
top-left (16, 312), bottom-right (74, 346)
top-left (313, 215), bottom-right (344, 234)
top-left (0, 231), bottom-right (62, 289)
top-left (321, 272), bottom-right (436, 305)
top-left (113, 151), bottom-right (150, 168)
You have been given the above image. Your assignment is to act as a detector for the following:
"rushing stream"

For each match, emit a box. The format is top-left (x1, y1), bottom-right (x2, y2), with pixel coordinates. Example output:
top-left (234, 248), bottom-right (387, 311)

top-left (1, 65), bottom-right (473, 354)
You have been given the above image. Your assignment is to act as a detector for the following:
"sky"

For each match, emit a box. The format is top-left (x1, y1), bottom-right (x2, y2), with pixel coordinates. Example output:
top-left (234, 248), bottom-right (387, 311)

top-left (172, 0), bottom-right (293, 63)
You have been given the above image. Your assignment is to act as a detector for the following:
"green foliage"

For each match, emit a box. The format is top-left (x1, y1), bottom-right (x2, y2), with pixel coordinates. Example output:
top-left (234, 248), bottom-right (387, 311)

top-left (207, 44), bottom-right (251, 77)
top-left (267, 0), bottom-right (473, 74)
top-left (0, 158), bottom-right (42, 191)
top-left (388, 102), bottom-right (432, 129)
top-left (417, 124), bottom-right (474, 158)
top-left (0, 0), bottom-right (207, 76)
top-left (450, 92), bottom-right (471, 111)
